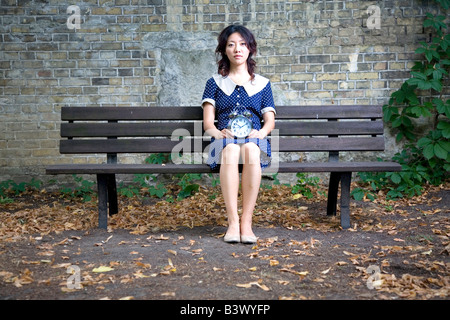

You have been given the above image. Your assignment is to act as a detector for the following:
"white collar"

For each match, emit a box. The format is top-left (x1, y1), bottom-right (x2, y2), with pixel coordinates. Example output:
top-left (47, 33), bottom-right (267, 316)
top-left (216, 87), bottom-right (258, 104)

top-left (212, 74), bottom-right (269, 97)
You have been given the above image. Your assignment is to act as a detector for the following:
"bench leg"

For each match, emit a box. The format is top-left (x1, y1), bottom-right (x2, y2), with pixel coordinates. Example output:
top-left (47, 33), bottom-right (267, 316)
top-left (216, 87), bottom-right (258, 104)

top-left (340, 172), bottom-right (351, 229)
top-left (97, 174), bottom-right (108, 229)
top-left (327, 172), bottom-right (341, 216)
top-left (107, 174), bottom-right (118, 216)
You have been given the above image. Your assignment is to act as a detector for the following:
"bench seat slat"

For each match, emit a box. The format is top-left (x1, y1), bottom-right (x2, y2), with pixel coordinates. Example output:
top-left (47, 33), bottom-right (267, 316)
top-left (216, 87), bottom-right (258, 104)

top-left (59, 137), bottom-right (386, 154)
top-left (46, 161), bottom-right (402, 175)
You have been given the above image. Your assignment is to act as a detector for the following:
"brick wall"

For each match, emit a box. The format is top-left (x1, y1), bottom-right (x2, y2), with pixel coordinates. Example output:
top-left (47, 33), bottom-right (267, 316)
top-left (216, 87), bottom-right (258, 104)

top-left (0, 0), bottom-right (446, 182)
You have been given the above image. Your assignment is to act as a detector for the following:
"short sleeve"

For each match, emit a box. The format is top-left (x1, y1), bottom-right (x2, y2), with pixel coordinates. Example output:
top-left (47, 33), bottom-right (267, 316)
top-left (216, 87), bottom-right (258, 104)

top-left (260, 82), bottom-right (276, 115)
top-left (201, 77), bottom-right (217, 108)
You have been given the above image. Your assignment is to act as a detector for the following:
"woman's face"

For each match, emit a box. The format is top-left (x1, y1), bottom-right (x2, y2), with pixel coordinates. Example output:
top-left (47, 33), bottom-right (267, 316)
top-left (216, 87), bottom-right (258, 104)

top-left (225, 32), bottom-right (250, 68)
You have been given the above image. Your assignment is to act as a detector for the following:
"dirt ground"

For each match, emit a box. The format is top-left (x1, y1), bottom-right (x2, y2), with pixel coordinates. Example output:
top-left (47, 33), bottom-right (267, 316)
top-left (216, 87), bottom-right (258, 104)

top-left (0, 182), bottom-right (449, 306)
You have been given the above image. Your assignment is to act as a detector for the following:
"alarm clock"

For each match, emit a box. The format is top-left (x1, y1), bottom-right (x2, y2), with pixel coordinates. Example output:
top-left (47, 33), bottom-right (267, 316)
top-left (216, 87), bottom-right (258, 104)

top-left (228, 110), bottom-right (253, 138)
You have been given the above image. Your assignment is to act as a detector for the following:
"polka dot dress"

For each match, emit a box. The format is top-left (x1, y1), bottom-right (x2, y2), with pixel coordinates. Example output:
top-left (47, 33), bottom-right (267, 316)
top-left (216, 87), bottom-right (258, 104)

top-left (201, 74), bottom-right (276, 171)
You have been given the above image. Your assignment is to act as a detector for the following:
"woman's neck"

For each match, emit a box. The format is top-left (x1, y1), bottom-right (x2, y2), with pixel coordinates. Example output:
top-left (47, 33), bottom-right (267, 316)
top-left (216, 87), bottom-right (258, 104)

top-left (228, 64), bottom-right (251, 86)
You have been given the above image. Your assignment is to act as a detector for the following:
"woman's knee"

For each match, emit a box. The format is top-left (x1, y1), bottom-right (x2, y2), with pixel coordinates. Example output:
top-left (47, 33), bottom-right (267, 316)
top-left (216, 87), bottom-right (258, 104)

top-left (241, 143), bottom-right (260, 165)
top-left (221, 144), bottom-right (241, 165)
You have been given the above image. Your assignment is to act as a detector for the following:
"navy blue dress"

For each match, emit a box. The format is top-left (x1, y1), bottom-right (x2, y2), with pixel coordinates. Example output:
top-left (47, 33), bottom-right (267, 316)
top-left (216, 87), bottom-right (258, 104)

top-left (201, 74), bottom-right (276, 171)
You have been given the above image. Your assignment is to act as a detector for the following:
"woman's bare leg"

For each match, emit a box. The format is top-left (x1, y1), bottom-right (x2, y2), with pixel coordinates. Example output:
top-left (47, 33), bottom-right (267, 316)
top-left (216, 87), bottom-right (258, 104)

top-left (220, 144), bottom-right (241, 237)
top-left (240, 143), bottom-right (261, 237)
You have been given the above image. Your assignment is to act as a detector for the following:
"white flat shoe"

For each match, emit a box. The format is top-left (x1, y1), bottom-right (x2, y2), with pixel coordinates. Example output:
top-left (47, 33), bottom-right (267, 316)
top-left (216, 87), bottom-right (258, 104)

top-left (224, 234), bottom-right (240, 243)
top-left (240, 235), bottom-right (257, 244)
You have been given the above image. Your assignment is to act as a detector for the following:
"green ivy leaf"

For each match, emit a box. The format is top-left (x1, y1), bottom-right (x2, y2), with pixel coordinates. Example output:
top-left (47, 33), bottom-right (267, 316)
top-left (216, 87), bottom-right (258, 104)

top-left (436, 99), bottom-right (450, 117)
top-left (411, 105), bottom-right (432, 117)
top-left (423, 144), bottom-right (435, 160)
top-left (410, 71), bottom-right (427, 80)
top-left (390, 173), bottom-right (402, 184)
top-left (417, 137), bottom-right (432, 148)
top-left (430, 79), bottom-right (442, 91)
top-left (437, 121), bottom-right (450, 138)
top-left (434, 141), bottom-right (449, 160)
top-left (351, 188), bottom-right (365, 201)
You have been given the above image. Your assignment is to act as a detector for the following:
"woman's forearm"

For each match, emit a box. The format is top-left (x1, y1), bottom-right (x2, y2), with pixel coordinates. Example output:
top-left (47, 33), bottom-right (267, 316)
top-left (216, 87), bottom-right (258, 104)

top-left (203, 103), bottom-right (222, 139)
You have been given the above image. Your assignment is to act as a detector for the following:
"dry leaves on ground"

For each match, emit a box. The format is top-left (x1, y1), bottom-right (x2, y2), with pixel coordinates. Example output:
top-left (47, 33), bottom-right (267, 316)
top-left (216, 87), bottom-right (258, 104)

top-left (0, 182), bottom-right (449, 300)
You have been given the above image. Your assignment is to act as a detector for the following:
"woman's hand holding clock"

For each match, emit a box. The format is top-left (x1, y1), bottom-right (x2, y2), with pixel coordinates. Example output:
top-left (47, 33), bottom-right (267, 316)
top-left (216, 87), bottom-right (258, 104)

top-left (248, 128), bottom-right (267, 139)
top-left (206, 127), bottom-right (267, 139)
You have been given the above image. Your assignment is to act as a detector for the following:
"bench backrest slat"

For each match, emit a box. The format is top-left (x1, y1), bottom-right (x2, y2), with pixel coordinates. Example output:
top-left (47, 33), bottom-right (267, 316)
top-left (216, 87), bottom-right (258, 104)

top-left (62, 106), bottom-right (203, 121)
top-left (58, 105), bottom-right (386, 155)
top-left (274, 105), bottom-right (382, 119)
top-left (62, 105), bottom-right (382, 121)
top-left (61, 120), bottom-right (384, 138)
top-left (59, 137), bottom-right (385, 154)
top-left (61, 122), bottom-right (200, 138)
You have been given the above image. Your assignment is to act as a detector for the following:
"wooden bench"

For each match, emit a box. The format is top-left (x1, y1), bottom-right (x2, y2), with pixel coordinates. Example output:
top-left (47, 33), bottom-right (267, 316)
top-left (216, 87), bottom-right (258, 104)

top-left (46, 105), bottom-right (402, 230)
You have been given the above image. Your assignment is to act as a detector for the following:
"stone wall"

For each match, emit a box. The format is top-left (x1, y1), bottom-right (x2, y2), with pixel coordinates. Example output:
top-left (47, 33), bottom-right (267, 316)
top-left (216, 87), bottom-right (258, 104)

top-left (0, 0), bottom-right (446, 183)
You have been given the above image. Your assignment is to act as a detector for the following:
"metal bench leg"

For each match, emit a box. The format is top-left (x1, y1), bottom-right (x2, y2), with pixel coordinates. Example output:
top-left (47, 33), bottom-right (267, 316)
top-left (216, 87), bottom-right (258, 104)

top-left (107, 174), bottom-right (118, 216)
top-left (97, 174), bottom-right (108, 229)
top-left (327, 172), bottom-right (341, 216)
top-left (340, 172), bottom-right (351, 229)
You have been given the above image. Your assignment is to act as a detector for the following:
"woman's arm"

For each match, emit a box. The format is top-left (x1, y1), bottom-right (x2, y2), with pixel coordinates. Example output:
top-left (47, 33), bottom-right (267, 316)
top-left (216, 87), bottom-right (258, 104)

top-left (249, 111), bottom-right (275, 139)
top-left (203, 102), bottom-right (228, 139)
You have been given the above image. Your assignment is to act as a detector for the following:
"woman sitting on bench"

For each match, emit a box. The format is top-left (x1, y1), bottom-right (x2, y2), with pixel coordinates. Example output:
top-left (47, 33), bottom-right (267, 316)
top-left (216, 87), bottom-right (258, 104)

top-left (202, 25), bottom-right (276, 244)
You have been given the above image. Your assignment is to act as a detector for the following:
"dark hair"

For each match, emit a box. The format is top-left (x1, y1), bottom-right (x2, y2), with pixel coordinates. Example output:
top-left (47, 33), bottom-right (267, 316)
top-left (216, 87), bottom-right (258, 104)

top-left (215, 24), bottom-right (257, 80)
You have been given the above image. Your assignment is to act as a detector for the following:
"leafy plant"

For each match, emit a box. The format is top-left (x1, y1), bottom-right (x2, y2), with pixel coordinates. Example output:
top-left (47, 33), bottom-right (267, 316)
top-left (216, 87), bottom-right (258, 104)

top-left (357, 2), bottom-right (449, 200)
top-left (207, 173), bottom-right (221, 188)
top-left (145, 153), bottom-right (170, 164)
top-left (175, 173), bottom-right (202, 200)
top-left (117, 181), bottom-right (141, 198)
top-left (116, 155), bottom-right (201, 201)
top-left (0, 178), bottom-right (42, 203)
top-left (59, 174), bottom-right (95, 202)
top-left (291, 173), bottom-right (322, 199)
top-left (148, 183), bottom-right (168, 198)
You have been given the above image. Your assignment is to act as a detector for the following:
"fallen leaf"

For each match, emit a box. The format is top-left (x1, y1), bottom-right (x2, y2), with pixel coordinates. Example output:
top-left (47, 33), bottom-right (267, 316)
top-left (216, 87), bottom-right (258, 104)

top-left (133, 270), bottom-right (149, 278)
top-left (92, 266), bottom-right (114, 273)
top-left (161, 292), bottom-right (176, 297)
top-left (269, 260), bottom-right (279, 266)
top-left (257, 283), bottom-right (270, 291)
top-left (321, 267), bottom-right (331, 274)
top-left (37, 251), bottom-right (54, 256)
top-left (135, 262), bottom-right (151, 268)
top-left (236, 281), bottom-right (270, 291)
